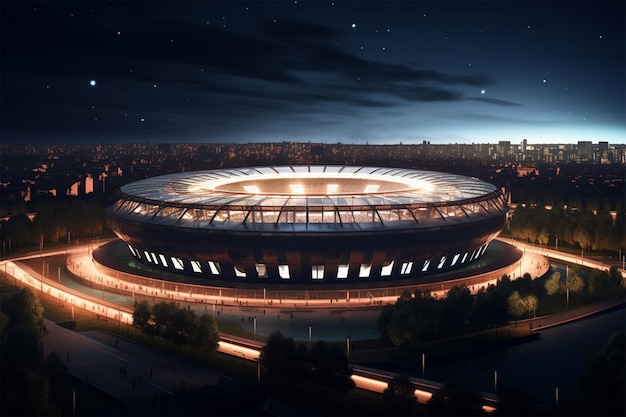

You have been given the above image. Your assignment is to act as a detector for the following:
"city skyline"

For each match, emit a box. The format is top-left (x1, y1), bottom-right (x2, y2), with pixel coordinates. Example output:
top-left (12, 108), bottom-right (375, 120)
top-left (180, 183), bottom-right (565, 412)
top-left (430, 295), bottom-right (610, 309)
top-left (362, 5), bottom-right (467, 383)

top-left (1, 1), bottom-right (625, 145)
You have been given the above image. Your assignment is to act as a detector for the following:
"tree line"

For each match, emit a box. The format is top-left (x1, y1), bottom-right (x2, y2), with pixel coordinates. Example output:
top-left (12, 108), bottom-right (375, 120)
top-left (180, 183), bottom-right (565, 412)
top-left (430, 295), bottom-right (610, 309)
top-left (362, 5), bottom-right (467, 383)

top-left (1, 288), bottom-right (70, 416)
top-left (1, 195), bottom-right (108, 250)
top-left (507, 204), bottom-right (626, 255)
top-left (377, 266), bottom-right (623, 349)
top-left (132, 300), bottom-right (219, 352)
top-left (260, 331), bottom-right (355, 397)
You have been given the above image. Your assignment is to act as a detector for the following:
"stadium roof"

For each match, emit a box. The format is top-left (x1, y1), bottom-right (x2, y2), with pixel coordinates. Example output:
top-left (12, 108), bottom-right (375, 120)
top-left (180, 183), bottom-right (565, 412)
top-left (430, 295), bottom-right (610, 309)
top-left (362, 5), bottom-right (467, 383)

top-left (111, 166), bottom-right (507, 230)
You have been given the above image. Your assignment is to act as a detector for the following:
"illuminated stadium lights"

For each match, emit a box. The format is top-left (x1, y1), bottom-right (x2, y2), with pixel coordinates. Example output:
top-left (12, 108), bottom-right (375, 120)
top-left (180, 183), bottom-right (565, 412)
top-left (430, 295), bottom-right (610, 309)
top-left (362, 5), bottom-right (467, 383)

top-left (107, 166), bottom-right (508, 284)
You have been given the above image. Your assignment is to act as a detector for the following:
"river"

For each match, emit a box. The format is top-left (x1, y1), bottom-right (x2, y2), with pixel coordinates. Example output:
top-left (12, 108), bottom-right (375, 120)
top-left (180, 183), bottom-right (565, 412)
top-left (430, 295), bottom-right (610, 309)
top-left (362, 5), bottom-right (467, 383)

top-left (422, 305), bottom-right (625, 405)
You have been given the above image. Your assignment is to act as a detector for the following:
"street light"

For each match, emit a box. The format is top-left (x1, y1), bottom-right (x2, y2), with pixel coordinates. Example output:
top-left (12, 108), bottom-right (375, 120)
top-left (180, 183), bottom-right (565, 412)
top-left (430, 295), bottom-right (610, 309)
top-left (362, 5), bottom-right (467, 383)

top-left (494, 370), bottom-right (498, 395)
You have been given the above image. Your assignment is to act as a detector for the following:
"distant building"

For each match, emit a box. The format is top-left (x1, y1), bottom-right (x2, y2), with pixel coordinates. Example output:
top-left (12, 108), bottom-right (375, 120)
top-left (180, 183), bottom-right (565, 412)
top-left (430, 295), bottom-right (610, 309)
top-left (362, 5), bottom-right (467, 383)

top-left (85, 175), bottom-right (94, 194)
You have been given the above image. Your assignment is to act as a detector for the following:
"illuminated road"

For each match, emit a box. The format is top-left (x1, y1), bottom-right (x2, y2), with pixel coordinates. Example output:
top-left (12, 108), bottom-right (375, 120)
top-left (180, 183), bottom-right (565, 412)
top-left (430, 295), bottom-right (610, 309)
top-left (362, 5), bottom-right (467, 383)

top-left (2, 239), bottom-right (622, 412)
top-left (1, 243), bottom-right (502, 410)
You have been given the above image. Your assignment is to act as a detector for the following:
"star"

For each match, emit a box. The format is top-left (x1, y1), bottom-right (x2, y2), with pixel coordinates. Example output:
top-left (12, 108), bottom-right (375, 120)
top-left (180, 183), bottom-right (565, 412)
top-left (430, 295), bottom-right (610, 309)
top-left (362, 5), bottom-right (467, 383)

top-left (351, 23), bottom-right (356, 28)
top-left (480, 89), bottom-right (486, 95)
top-left (89, 80), bottom-right (96, 87)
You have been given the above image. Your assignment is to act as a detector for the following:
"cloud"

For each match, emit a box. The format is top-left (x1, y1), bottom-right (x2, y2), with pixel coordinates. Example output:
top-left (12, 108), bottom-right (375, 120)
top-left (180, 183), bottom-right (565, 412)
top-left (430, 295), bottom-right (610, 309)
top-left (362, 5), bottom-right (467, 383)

top-left (470, 97), bottom-right (521, 107)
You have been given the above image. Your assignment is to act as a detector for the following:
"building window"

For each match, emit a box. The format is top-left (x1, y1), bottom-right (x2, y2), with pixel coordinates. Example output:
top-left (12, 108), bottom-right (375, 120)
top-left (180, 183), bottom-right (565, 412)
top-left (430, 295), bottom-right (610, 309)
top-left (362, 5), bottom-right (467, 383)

top-left (337, 264), bottom-right (349, 279)
top-left (127, 245), bottom-right (137, 257)
top-left (159, 254), bottom-right (168, 267)
top-left (278, 265), bottom-right (290, 279)
top-left (422, 260), bottom-right (430, 272)
top-left (208, 261), bottom-right (220, 275)
top-left (381, 260), bottom-right (394, 276)
top-left (144, 251), bottom-right (152, 262)
top-left (191, 260), bottom-right (202, 273)
top-left (171, 257), bottom-right (185, 270)
top-left (437, 256), bottom-right (446, 269)
top-left (151, 252), bottom-right (159, 264)
top-left (312, 265), bottom-right (324, 279)
top-left (461, 253), bottom-right (468, 263)
top-left (234, 266), bottom-right (246, 277)
top-left (359, 264), bottom-right (371, 278)
top-left (451, 254), bottom-right (460, 266)
top-left (256, 263), bottom-right (268, 278)
top-left (400, 261), bottom-right (413, 275)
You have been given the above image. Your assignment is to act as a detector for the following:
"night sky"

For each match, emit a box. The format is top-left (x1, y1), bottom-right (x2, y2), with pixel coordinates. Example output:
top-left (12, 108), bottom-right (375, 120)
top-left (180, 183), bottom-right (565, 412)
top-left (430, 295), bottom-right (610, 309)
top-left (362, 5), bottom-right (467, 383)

top-left (1, 1), bottom-right (624, 145)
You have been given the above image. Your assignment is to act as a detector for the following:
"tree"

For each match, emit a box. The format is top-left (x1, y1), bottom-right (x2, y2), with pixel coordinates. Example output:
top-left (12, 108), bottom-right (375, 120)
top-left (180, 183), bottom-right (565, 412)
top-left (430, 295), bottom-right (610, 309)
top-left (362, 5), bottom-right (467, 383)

top-left (383, 374), bottom-right (416, 415)
top-left (132, 300), bottom-right (152, 333)
top-left (440, 286), bottom-right (473, 336)
top-left (387, 304), bottom-right (420, 347)
top-left (587, 269), bottom-right (609, 295)
top-left (308, 341), bottom-right (354, 396)
top-left (171, 308), bottom-right (195, 345)
top-left (573, 223), bottom-right (593, 251)
top-left (260, 332), bottom-right (305, 384)
top-left (1, 288), bottom-right (44, 332)
top-left (544, 271), bottom-right (562, 296)
top-left (537, 227), bottom-right (550, 246)
top-left (152, 301), bottom-right (177, 338)
top-left (192, 314), bottom-right (219, 352)
top-left (507, 291), bottom-right (526, 321)
top-left (524, 295), bottom-right (538, 321)
top-left (566, 266), bottom-right (586, 293)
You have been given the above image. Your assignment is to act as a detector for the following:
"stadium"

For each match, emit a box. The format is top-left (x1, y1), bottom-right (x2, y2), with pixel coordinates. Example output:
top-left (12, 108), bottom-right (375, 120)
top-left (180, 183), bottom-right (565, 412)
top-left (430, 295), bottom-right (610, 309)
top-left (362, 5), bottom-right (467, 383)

top-left (106, 166), bottom-right (509, 287)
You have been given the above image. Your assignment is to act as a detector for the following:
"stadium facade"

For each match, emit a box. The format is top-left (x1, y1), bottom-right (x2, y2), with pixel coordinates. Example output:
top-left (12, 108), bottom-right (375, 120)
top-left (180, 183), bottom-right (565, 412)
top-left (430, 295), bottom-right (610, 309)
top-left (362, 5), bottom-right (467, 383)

top-left (106, 166), bottom-right (508, 285)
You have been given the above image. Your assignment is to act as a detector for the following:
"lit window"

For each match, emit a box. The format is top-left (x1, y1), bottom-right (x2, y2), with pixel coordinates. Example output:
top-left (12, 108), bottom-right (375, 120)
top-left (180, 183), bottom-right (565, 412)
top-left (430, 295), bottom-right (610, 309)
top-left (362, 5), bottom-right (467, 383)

top-left (451, 254), bottom-right (460, 266)
top-left (244, 185), bottom-right (260, 193)
top-left (461, 253), bottom-right (468, 263)
top-left (234, 266), bottom-right (246, 277)
top-left (278, 265), bottom-right (290, 279)
top-left (144, 251), bottom-right (152, 262)
top-left (381, 260), bottom-right (394, 276)
top-left (481, 243), bottom-right (489, 255)
top-left (127, 245), bottom-right (137, 257)
top-left (191, 260), bottom-right (202, 273)
top-left (400, 261), bottom-right (413, 275)
top-left (337, 264), bottom-right (349, 279)
top-left (289, 184), bottom-right (304, 194)
top-left (208, 261), bottom-right (220, 275)
top-left (159, 254), bottom-right (168, 267)
top-left (312, 265), bottom-right (324, 279)
top-left (359, 264), bottom-right (371, 278)
top-left (256, 263), bottom-right (268, 278)
top-left (171, 257), bottom-right (185, 270)
top-left (437, 256), bottom-right (446, 269)
top-left (469, 249), bottom-right (477, 261)
top-left (422, 260), bottom-right (430, 272)
top-left (151, 252), bottom-right (159, 264)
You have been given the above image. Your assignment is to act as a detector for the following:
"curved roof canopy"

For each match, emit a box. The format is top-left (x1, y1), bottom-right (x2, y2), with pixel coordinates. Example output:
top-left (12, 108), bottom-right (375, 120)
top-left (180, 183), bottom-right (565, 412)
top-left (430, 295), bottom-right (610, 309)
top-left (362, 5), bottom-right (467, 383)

top-left (110, 166), bottom-right (507, 230)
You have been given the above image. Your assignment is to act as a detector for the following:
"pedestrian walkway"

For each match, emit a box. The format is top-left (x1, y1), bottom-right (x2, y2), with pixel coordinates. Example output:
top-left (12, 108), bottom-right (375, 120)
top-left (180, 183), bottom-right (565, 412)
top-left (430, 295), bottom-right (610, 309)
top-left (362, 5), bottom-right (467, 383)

top-left (42, 318), bottom-right (222, 406)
